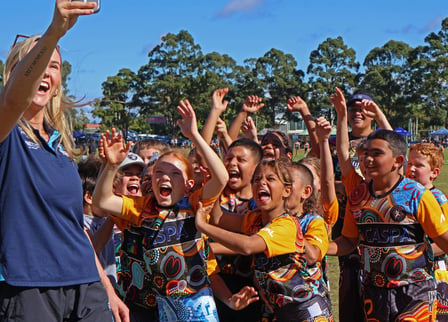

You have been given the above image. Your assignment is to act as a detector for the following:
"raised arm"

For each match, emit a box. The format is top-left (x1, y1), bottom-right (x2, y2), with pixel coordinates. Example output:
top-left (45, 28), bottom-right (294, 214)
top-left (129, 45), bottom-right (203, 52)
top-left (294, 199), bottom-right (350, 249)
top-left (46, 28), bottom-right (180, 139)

top-left (241, 116), bottom-right (259, 143)
top-left (201, 88), bottom-right (229, 144)
top-left (92, 129), bottom-right (132, 216)
top-left (315, 116), bottom-right (338, 225)
top-left (215, 117), bottom-right (233, 153)
top-left (360, 99), bottom-right (392, 130)
top-left (0, 0), bottom-right (96, 142)
top-left (331, 87), bottom-right (353, 179)
top-left (228, 95), bottom-right (264, 141)
top-left (177, 100), bottom-right (229, 200)
top-left (287, 96), bottom-right (319, 158)
top-left (195, 202), bottom-right (267, 255)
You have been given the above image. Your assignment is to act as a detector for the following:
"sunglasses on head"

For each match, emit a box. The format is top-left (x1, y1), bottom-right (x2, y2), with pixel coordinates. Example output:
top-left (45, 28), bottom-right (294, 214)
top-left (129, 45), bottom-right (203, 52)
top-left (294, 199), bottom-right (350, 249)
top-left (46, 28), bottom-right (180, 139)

top-left (11, 34), bottom-right (60, 51)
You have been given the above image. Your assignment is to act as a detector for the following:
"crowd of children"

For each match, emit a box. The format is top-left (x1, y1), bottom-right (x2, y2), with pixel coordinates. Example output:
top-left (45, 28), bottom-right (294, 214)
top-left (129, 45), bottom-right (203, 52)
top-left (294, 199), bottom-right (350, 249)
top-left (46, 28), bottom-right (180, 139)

top-left (72, 85), bottom-right (448, 322)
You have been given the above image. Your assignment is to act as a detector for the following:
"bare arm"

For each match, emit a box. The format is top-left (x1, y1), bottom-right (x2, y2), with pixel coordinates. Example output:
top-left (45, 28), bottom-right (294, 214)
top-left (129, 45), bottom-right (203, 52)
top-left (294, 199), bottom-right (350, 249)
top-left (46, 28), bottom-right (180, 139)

top-left (326, 236), bottom-right (358, 256)
top-left (241, 116), bottom-right (259, 143)
top-left (89, 217), bottom-right (115, 253)
top-left (177, 100), bottom-right (229, 200)
top-left (432, 231), bottom-right (448, 256)
top-left (196, 202), bottom-right (267, 255)
top-left (92, 129), bottom-right (132, 216)
top-left (201, 88), bottom-right (229, 144)
top-left (209, 242), bottom-right (239, 255)
top-left (209, 274), bottom-right (259, 310)
top-left (86, 230), bottom-right (129, 322)
top-left (360, 99), bottom-right (392, 130)
top-left (331, 87), bottom-right (353, 179)
top-left (0, 0), bottom-right (96, 142)
top-left (228, 95), bottom-right (264, 140)
top-left (215, 117), bottom-right (233, 152)
top-left (315, 117), bottom-right (337, 211)
top-left (304, 240), bottom-right (322, 266)
top-left (287, 96), bottom-right (319, 158)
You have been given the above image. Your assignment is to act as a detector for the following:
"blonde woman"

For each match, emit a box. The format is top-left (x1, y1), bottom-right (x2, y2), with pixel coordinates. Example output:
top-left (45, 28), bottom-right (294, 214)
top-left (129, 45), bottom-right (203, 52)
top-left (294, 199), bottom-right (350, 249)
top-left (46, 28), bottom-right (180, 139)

top-left (0, 1), bottom-right (119, 321)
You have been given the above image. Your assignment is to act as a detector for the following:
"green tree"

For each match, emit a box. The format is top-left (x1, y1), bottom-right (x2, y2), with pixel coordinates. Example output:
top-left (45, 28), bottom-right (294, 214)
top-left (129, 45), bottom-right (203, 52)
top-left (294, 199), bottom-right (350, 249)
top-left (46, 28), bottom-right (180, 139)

top-left (93, 68), bottom-right (138, 138)
top-left (361, 40), bottom-right (413, 127)
top-left (251, 48), bottom-right (304, 127)
top-left (306, 36), bottom-right (359, 121)
top-left (135, 30), bottom-right (204, 137)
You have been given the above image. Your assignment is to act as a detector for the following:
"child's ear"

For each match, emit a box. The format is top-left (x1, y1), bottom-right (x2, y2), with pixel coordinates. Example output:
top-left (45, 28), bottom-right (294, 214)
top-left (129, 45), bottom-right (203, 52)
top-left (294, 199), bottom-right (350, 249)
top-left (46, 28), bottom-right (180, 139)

top-left (84, 191), bottom-right (93, 205)
top-left (282, 184), bottom-right (292, 199)
top-left (185, 179), bottom-right (195, 193)
top-left (394, 155), bottom-right (406, 170)
top-left (430, 167), bottom-right (441, 181)
top-left (287, 152), bottom-right (293, 160)
top-left (302, 185), bottom-right (313, 200)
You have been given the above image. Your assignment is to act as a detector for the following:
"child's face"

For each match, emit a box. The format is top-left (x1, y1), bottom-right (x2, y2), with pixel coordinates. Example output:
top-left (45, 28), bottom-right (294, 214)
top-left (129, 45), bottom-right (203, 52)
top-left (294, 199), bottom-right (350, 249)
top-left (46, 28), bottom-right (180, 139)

top-left (152, 155), bottom-right (194, 207)
top-left (141, 165), bottom-right (154, 196)
top-left (348, 105), bottom-right (373, 131)
top-left (287, 168), bottom-right (312, 213)
top-left (115, 165), bottom-right (143, 196)
top-left (406, 150), bottom-right (438, 188)
top-left (252, 165), bottom-right (291, 212)
top-left (224, 146), bottom-right (258, 193)
top-left (261, 133), bottom-right (288, 161)
top-left (363, 139), bottom-right (402, 179)
top-left (138, 147), bottom-right (161, 165)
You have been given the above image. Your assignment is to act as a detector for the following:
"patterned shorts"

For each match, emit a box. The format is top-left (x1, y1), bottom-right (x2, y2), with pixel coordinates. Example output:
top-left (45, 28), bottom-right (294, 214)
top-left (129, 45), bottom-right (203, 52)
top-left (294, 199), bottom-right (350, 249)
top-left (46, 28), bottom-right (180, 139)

top-left (156, 287), bottom-right (219, 322)
top-left (362, 279), bottom-right (437, 321)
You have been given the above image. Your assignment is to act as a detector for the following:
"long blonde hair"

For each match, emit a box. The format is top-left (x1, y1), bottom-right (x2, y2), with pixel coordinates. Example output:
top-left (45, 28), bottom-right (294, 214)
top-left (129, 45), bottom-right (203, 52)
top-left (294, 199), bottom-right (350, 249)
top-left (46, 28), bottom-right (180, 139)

top-left (4, 35), bottom-right (79, 159)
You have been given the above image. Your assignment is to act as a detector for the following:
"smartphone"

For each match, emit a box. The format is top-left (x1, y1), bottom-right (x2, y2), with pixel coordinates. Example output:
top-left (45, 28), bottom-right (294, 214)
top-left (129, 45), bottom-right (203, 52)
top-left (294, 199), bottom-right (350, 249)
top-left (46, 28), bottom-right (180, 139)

top-left (71, 0), bottom-right (100, 13)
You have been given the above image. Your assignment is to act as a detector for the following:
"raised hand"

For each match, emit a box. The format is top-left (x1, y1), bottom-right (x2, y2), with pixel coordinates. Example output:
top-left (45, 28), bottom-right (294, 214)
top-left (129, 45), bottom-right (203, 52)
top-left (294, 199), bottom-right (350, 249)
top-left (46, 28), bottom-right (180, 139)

top-left (215, 117), bottom-right (228, 139)
top-left (100, 128), bottom-right (132, 166)
top-left (241, 116), bottom-right (258, 142)
top-left (177, 99), bottom-right (199, 140)
top-left (211, 88), bottom-right (229, 115)
top-left (287, 96), bottom-right (308, 113)
top-left (242, 95), bottom-right (264, 114)
top-left (359, 99), bottom-right (382, 119)
top-left (315, 116), bottom-right (332, 141)
top-left (49, 0), bottom-right (96, 39)
top-left (330, 87), bottom-right (347, 116)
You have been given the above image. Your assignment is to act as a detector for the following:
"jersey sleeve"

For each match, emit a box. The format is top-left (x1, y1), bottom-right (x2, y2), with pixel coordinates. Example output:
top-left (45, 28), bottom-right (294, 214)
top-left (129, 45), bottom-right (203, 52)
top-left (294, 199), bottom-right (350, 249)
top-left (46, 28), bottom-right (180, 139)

top-left (417, 190), bottom-right (448, 238)
top-left (121, 195), bottom-right (150, 224)
top-left (323, 197), bottom-right (339, 226)
top-left (304, 217), bottom-right (329, 261)
top-left (341, 201), bottom-right (360, 239)
top-left (341, 167), bottom-right (364, 196)
top-left (189, 188), bottom-right (219, 212)
top-left (256, 215), bottom-right (299, 258)
top-left (206, 246), bottom-right (220, 276)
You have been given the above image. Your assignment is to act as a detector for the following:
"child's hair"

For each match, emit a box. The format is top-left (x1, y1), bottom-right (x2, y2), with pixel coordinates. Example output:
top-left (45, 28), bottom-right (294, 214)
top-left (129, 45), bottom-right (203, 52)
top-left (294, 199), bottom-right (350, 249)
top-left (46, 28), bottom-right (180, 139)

top-left (261, 130), bottom-right (292, 155)
top-left (227, 138), bottom-right (263, 163)
top-left (155, 150), bottom-right (194, 181)
top-left (298, 156), bottom-right (321, 180)
top-left (251, 159), bottom-right (292, 188)
top-left (288, 162), bottom-right (317, 215)
top-left (409, 143), bottom-right (444, 170)
top-left (77, 157), bottom-right (103, 198)
top-left (366, 129), bottom-right (407, 157)
top-left (132, 138), bottom-right (170, 155)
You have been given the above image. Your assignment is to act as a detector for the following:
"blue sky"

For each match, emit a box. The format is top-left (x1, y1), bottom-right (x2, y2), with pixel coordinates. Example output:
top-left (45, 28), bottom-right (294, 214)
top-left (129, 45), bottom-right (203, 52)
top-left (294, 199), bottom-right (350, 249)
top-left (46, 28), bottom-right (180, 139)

top-left (1, 0), bottom-right (447, 103)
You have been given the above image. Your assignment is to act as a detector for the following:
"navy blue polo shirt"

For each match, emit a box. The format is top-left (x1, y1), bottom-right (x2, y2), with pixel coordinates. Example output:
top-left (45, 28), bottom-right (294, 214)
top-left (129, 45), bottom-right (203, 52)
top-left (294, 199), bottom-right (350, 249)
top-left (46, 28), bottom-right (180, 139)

top-left (0, 125), bottom-right (99, 287)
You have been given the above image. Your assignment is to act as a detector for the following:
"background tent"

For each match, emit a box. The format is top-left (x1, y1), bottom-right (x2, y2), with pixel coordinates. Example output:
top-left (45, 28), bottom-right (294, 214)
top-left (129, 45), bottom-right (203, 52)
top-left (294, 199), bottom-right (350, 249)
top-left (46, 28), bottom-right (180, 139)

top-left (430, 127), bottom-right (448, 136)
top-left (394, 127), bottom-right (411, 136)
